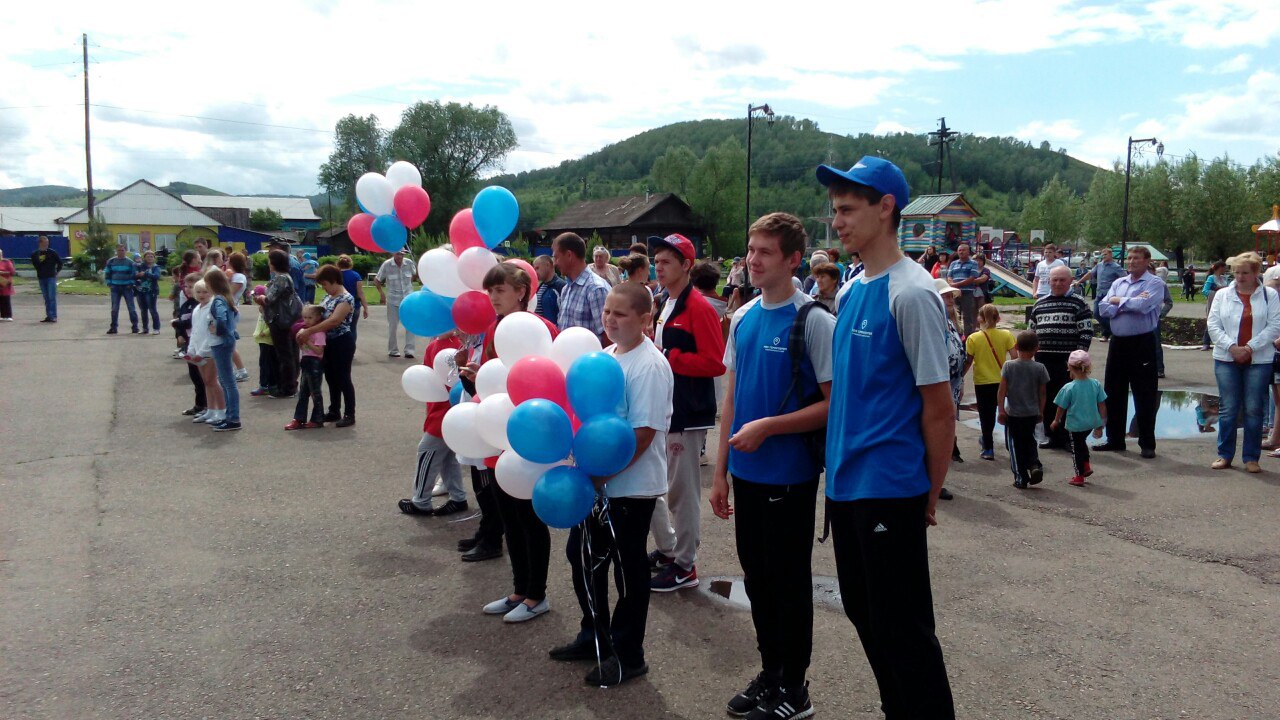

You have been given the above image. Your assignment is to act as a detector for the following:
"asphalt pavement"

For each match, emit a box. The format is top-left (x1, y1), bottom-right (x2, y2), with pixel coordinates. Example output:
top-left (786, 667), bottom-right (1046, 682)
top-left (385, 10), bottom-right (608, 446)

top-left (2, 291), bottom-right (1277, 720)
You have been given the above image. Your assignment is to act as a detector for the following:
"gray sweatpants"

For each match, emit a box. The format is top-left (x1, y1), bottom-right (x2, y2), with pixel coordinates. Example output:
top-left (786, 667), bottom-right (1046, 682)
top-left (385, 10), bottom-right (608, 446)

top-left (412, 433), bottom-right (464, 510)
top-left (387, 300), bottom-right (416, 354)
top-left (650, 429), bottom-right (706, 570)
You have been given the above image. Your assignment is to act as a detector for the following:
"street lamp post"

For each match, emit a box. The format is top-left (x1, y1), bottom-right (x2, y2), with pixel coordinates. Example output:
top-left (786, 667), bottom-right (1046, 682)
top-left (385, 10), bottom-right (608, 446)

top-left (1121, 136), bottom-right (1163, 257)
top-left (746, 103), bottom-right (775, 238)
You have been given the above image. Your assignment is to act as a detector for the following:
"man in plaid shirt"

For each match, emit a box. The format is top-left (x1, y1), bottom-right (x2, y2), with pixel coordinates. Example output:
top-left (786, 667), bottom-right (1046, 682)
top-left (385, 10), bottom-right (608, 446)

top-left (552, 232), bottom-right (610, 341)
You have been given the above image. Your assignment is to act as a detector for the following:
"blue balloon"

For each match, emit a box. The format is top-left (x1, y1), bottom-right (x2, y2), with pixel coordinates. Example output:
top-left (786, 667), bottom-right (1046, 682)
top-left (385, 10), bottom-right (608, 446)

top-left (357, 198), bottom-right (369, 215)
top-left (532, 466), bottom-right (596, 529)
top-left (371, 214), bottom-right (408, 253)
top-left (508, 399), bottom-right (573, 463)
top-left (449, 382), bottom-right (465, 406)
top-left (472, 186), bottom-right (519, 249)
top-left (567, 352), bottom-right (626, 420)
top-left (398, 289), bottom-right (456, 337)
top-left (572, 415), bottom-right (637, 477)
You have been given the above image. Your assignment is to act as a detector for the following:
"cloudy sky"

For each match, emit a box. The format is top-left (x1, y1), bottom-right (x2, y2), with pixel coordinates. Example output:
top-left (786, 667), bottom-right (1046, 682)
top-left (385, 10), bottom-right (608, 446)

top-left (2, 0), bottom-right (1278, 196)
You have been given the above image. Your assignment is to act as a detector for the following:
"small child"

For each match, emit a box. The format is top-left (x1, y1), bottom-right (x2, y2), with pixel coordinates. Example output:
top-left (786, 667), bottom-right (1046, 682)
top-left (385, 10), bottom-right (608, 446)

top-left (171, 273), bottom-right (205, 415)
top-left (286, 305), bottom-right (326, 430)
top-left (186, 280), bottom-right (226, 425)
top-left (965, 303), bottom-right (1017, 460)
top-left (249, 286), bottom-right (278, 397)
top-left (399, 331), bottom-right (466, 516)
top-left (551, 282), bottom-right (673, 687)
top-left (1050, 349), bottom-right (1108, 487)
top-left (998, 330), bottom-right (1049, 489)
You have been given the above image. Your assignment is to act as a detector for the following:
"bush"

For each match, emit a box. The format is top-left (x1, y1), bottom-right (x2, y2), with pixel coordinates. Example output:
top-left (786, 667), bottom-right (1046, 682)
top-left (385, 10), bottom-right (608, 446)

top-left (317, 254), bottom-right (381, 277)
top-left (71, 253), bottom-right (99, 281)
top-left (251, 253), bottom-right (270, 280)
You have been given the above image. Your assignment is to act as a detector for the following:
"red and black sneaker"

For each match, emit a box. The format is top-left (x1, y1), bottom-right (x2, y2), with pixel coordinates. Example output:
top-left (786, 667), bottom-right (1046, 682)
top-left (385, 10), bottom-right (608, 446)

top-left (650, 564), bottom-right (698, 592)
top-left (647, 550), bottom-right (674, 573)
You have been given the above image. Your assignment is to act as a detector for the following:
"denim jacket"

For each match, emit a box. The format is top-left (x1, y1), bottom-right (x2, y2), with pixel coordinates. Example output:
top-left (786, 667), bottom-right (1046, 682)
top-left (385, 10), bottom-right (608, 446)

top-left (208, 296), bottom-right (240, 345)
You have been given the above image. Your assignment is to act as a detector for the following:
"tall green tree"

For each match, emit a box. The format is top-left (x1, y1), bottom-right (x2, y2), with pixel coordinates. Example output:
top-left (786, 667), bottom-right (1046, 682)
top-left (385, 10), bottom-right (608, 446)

top-left (1080, 163), bottom-right (1124, 249)
top-left (318, 114), bottom-right (386, 214)
top-left (1129, 162), bottom-right (1177, 256)
top-left (249, 208), bottom-right (283, 231)
top-left (386, 101), bottom-right (517, 236)
top-left (686, 138), bottom-right (747, 257)
top-left (84, 210), bottom-right (114, 271)
top-left (1170, 154), bottom-right (1210, 260)
top-left (1198, 156), bottom-right (1252, 260)
top-left (1020, 175), bottom-right (1081, 246)
top-left (649, 146), bottom-right (698, 197)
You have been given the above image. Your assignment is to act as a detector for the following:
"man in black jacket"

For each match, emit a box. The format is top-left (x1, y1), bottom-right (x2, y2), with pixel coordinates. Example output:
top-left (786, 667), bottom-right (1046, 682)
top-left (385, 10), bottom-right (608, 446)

top-left (648, 234), bottom-right (726, 592)
top-left (30, 236), bottom-right (62, 323)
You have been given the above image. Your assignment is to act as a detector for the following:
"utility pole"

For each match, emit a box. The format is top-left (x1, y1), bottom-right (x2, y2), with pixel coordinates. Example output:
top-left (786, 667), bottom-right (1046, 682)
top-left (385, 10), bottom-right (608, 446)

top-left (927, 117), bottom-right (958, 194)
top-left (83, 33), bottom-right (95, 217)
top-left (745, 102), bottom-right (774, 237)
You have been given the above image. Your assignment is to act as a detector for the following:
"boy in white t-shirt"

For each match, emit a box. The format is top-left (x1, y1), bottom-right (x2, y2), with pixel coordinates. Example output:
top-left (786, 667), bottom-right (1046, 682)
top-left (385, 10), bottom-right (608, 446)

top-left (550, 282), bottom-right (674, 688)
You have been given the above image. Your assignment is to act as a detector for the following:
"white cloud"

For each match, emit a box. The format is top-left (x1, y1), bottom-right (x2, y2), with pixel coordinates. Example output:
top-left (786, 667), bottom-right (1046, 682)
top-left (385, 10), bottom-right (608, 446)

top-left (872, 120), bottom-right (915, 135)
top-left (1, 0), bottom-right (1277, 195)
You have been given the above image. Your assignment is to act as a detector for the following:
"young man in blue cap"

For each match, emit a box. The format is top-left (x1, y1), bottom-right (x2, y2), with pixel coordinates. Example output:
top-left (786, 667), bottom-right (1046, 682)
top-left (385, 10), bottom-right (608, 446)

top-left (816, 156), bottom-right (956, 719)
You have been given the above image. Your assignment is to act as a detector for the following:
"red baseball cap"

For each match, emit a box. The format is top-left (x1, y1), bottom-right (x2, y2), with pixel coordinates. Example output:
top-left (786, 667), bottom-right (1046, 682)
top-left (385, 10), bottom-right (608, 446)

top-left (652, 233), bottom-right (696, 265)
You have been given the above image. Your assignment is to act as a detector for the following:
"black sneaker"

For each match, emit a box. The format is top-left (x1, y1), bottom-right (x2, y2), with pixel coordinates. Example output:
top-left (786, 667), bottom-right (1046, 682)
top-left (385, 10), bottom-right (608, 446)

top-left (106, 328), bottom-right (118, 335)
top-left (182, 406), bottom-right (206, 416)
top-left (335, 416), bottom-right (356, 428)
top-left (212, 420), bottom-right (242, 432)
top-left (549, 636), bottom-right (599, 662)
top-left (746, 683), bottom-right (813, 720)
top-left (727, 673), bottom-right (779, 716)
top-left (397, 499), bottom-right (432, 516)
top-left (584, 655), bottom-right (647, 687)
top-left (433, 499), bottom-right (468, 516)
top-left (647, 550), bottom-right (674, 573)
top-left (1013, 479), bottom-right (1028, 489)
top-left (1028, 465), bottom-right (1044, 485)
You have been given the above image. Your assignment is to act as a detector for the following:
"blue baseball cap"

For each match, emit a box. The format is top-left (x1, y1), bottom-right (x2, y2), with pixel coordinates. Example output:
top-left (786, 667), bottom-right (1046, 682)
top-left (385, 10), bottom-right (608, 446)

top-left (816, 156), bottom-right (910, 211)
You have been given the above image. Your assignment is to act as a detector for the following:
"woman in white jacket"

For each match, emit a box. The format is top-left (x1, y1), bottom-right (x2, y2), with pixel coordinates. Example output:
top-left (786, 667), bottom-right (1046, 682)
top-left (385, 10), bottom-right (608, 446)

top-left (1207, 252), bottom-right (1280, 472)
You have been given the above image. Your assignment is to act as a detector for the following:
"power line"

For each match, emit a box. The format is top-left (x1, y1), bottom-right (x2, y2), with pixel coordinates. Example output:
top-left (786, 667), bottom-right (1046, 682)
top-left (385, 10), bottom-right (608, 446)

top-left (89, 103), bottom-right (333, 134)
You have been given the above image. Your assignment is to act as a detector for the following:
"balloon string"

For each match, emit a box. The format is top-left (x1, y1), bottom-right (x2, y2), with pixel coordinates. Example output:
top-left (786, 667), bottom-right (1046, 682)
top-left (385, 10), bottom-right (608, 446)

top-left (581, 495), bottom-right (621, 686)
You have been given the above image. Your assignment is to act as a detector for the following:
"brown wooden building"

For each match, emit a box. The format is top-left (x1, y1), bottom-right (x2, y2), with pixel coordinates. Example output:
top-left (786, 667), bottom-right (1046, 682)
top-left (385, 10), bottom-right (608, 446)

top-left (539, 193), bottom-right (704, 254)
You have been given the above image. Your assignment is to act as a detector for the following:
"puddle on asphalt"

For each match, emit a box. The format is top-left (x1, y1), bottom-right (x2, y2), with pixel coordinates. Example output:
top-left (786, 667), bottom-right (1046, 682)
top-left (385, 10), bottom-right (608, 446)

top-left (963, 388), bottom-right (1231, 441)
top-left (704, 576), bottom-right (843, 612)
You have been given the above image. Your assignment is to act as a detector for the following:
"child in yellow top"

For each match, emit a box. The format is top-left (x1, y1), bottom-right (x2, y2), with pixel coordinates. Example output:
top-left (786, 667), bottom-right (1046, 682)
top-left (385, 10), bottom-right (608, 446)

top-left (963, 303), bottom-right (1017, 460)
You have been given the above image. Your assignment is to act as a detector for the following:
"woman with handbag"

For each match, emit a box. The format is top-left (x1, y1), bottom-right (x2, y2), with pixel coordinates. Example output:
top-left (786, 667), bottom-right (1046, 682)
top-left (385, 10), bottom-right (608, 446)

top-left (964, 303), bottom-right (1018, 461)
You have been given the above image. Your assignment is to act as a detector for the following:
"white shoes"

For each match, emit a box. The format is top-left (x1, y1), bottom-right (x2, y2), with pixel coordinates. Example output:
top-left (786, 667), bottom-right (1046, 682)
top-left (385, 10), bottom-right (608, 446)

top-left (431, 480), bottom-right (447, 497)
top-left (192, 411), bottom-right (208, 423)
top-left (483, 597), bottom-right (521, 615)
top-left (404, 351), bottom-right (414, 359)
top-left (204, 410), bottom-right (225, 424)
top-left (504, 598), bottom-right (550, 623)
top-left (234, 368), bottom-right (250, 382)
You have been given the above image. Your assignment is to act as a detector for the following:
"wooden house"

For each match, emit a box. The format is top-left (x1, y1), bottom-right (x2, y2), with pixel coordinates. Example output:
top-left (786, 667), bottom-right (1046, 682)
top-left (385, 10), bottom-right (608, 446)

top-left (539, 193), bottom-right (704, 254)
top-left (897, 193), bottom-right (980, 254)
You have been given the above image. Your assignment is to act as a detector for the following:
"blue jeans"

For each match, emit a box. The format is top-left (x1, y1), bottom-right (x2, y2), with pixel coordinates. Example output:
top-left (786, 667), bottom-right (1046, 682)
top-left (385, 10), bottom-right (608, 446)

top-left (38, 277), bottom-right (57, 319)
top-left (109, 286), bottom-right (138, 331)
top-left (138, 291), bottom-right (160, 331)
top-left (212, 342), bottom-right (240, 423)
top-left (1214, 360), bottom-right (1269, 463)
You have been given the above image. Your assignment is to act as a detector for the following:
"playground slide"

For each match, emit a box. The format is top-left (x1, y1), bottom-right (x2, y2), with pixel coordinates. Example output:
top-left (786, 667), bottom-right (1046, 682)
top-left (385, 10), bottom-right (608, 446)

top-left (984, 261), bottom-right (1035, 298)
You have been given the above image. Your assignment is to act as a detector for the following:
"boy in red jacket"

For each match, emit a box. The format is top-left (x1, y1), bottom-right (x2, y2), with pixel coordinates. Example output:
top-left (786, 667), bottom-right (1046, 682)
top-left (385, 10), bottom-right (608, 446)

top-left (648, 233), bottom-right (727, 591)
top-left (399, 332), bottom-right (467, 516)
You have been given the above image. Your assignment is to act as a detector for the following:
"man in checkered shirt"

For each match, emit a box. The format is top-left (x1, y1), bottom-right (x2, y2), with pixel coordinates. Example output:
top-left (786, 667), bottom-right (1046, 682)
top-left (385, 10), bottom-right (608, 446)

top-left (552, 232), bottom-right (610, 341)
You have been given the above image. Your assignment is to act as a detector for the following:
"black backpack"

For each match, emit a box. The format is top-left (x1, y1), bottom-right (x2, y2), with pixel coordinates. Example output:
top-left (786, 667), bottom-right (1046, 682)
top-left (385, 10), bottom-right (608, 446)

top-left (775, 301), bottom-right (831, 470)
top-left (267, 278), bottom-right (303, 332)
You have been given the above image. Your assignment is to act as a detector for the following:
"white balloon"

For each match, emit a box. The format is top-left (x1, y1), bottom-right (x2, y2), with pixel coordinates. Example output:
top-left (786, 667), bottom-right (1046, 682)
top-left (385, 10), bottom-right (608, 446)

top-left (457, 247), bottom-right (498, 291)
top-left (442, 403), bottom-right (499, 458)
top-left (495, 451), bottom-right (561, 500)
top-left (385, 160), bottom-right (422, 190)
top-left (550, 326), bottom-right (604, 372)
top-left (432, 348), bottom-right (459, 387)
top-left (401, 364), bottom-right (448, 403)
top-left (495, 311), bottom-right (553, 366)
top-left (418, 249), bottom-right (469, 298)
top-left (475, 358), bottom-right (509, 399)
top-left (355, 172), bottom-right (394, 216)
top-left (476, 393), bottom-right (516, 450)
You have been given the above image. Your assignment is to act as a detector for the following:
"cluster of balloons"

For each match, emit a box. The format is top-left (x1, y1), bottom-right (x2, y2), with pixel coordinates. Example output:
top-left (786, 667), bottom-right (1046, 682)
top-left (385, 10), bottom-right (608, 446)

top-left (396, 186), bottom-right (523, 339)
top-left (347, 161), bottom-right (432, 253)
top-left (400, 314), bottom-right (634, 529)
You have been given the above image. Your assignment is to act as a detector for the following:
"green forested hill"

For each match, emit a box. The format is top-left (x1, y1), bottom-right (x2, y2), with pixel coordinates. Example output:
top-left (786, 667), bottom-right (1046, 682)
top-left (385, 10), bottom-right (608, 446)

top-left (493, 117), bottom-right (1102, 255)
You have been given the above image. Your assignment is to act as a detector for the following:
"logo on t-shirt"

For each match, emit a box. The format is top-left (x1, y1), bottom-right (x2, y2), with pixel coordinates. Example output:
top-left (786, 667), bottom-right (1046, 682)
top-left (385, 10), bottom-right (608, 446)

top-left (764, 335), bottom-right (786, 354)
top-left (851, 318), bottom-right (873, 339)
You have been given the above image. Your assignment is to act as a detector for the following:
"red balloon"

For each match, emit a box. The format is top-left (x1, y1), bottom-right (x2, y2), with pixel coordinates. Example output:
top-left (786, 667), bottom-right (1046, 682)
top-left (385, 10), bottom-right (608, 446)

top-left (452, 290), bottom-right (496, 335)
top-left (484, 454), bottom-right (499, 469)
top-left (507, 355), bottom-right (568, 409)
top-left (393, 186), bottom-right (431, 229)
top-left (347, 214), bottom-right (378, 252)
top-left (449, 209), bottom-right (485, 255)
top-left (504, 258), bottom-right (539, 302)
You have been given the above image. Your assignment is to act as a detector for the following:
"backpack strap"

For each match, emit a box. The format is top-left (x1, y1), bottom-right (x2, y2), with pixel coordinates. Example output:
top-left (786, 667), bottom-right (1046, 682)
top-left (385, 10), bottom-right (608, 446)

top-left (777, 301), bottom-right (830, 414)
